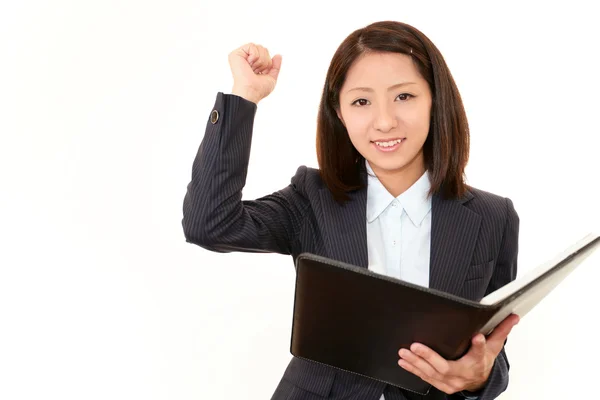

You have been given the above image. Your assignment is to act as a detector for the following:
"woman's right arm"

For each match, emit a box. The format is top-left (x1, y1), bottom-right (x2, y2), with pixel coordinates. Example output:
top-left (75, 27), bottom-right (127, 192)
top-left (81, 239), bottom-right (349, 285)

top-left (182, 92), bottom-right (309, 255)
top-left (182, 43), bottom-right (309, 255)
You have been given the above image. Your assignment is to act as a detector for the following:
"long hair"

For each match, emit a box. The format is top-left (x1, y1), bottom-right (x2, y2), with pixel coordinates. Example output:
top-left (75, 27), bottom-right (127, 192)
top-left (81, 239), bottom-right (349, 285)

top-left (316, 20), bottom-right (470, 203)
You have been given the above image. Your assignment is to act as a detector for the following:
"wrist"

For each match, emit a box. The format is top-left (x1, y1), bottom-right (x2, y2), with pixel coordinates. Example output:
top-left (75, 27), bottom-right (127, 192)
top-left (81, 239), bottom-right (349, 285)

top-left (463, 382), bottom-right (484, 393)
top-left (463, 370), bottom-right (491, 392)
top-left (231, 86), bottom-right (261, 104)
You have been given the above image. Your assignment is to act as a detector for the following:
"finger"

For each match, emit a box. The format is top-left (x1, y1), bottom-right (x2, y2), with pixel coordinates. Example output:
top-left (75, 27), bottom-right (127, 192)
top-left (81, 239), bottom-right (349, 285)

top-left (248, 51), bottom-right (258, 67)
top-left (229, 43), bottom-right (258, 71)
top-left (465, 334), bottom-right (487, 362)
top-left (259, 45), bottom-right (272, 72)
top-left (257, 45), bottom-right (272, 73)
top-left (249, 44), bottom-right (265, 71)
top-left (243, 43), bottom-right (260, 65)
top-left (487, 314), bottom-right (520, 354)
top-left (398, 359), bottom-right (458, 395)
top-left (398, 348), bottom-right (441, 379)
top-left (252, 45), bottom-right (268, 72)
top-left (267, 54), bottom-right (282, 80)
top-left (407, 343), bottom-right (451, 377)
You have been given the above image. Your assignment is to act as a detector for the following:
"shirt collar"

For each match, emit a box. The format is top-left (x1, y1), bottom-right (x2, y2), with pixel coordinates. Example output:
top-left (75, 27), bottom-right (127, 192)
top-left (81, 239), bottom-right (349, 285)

top-left (366, 160), bottom-right (432, 226)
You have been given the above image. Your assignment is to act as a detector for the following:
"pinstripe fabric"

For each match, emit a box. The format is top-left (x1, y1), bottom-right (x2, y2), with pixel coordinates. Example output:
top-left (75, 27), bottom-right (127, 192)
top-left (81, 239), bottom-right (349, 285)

top-left (182, 92), bottom-right (520, 400)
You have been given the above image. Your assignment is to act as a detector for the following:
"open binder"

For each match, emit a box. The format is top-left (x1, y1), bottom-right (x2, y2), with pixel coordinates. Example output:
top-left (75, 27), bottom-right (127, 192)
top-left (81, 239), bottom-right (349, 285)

top-left (290, 233), bottom-right (599, 395)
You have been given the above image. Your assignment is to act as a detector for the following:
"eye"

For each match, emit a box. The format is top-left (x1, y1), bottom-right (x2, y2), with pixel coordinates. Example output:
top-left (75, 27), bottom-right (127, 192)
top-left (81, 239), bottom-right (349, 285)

top-left (350, 93), bottom-right (414, 107)
top-left (352, 98), bottom-right (369, 106)
top-left (397, 93), bottom-right (413, 101)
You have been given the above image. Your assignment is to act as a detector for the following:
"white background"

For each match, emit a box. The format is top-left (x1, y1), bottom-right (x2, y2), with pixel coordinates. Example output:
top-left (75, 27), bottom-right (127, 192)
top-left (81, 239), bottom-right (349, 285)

top-left (1, 1), bottom-right (599, 399)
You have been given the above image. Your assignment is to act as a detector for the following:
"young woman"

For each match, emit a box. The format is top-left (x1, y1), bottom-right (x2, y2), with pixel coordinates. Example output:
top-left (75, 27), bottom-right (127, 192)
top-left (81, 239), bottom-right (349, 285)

top-left (182, 20), bottom-right (520, 400)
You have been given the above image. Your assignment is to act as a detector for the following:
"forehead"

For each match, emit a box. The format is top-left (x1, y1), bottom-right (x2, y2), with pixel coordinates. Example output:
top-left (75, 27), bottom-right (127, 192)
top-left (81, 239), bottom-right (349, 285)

top-left (342, 52), bottom-right (423, 88)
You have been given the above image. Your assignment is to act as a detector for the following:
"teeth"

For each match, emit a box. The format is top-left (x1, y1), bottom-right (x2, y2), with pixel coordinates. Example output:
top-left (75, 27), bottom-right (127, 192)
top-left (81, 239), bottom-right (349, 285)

top-left (374, 139), bottom-right (403, 147)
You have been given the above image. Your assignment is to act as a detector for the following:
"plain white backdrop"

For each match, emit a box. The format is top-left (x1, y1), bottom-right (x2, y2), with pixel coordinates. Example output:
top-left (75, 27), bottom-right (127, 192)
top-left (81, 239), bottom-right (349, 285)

top-left (1, 1), bottom-right (599, 399)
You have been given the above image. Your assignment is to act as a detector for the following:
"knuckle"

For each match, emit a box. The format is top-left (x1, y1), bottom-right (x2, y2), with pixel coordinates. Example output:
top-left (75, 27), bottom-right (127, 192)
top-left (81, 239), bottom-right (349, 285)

top-left (439, 364), bottom-right (450, 376)
top-left (447, 385), bottom-right (459, 395)
top-left (440, 384), bottom-right (453, 395)
top-left (478, 369), bottom-right (488, 381)
top-left (454, 378), bottom-right (464, 389)
top-left (445, 380), bottom-right (459, 394)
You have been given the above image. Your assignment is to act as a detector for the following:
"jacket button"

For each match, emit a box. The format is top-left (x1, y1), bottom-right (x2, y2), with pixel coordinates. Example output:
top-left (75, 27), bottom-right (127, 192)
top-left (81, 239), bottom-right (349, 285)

top-left (210, 109), bottom-right (219, 124)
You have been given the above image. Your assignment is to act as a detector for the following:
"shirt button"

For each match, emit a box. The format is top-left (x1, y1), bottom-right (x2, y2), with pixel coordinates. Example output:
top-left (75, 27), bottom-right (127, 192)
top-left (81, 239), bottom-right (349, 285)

top-left (210, 109), bottom-right (219, 124)
top-left (392, 202), bottom-right (397, 207)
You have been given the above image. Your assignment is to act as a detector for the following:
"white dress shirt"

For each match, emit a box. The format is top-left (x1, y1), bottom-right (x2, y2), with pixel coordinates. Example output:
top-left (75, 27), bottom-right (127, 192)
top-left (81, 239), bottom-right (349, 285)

top-left (366, 160), bottom-right (432, 287)
top-left (365, 161), bottom-right (478, 400)
top-left (366, 160), bottom-right (432, 400)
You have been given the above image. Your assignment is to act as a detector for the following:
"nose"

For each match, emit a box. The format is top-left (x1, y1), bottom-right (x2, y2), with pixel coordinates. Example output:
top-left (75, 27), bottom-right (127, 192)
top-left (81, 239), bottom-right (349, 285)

top-left (373, 103), bottom-right (398, 132)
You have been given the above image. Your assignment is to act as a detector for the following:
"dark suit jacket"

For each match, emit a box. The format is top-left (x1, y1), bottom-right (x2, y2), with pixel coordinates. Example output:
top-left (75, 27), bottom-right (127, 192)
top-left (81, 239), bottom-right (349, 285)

top-left (182, 92), bottom-right (520, 400)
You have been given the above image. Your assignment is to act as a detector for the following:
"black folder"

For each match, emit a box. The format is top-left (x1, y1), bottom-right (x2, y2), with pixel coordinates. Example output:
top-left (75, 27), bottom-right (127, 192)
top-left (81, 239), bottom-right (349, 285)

top-left (289, 233), bottom-right (599, 395)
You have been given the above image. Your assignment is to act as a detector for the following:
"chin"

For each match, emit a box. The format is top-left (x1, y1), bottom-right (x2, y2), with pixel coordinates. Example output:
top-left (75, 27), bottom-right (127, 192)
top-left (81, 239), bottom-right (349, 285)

top-left (366, 157), bottom-right (410, 173)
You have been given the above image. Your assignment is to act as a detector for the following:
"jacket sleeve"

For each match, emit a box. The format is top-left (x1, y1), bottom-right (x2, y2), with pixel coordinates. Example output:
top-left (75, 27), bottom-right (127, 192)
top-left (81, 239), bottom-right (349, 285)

top-left (182, 92), bottom-right (310, 255)
top-left (459, 197), bottom-right (519, 400)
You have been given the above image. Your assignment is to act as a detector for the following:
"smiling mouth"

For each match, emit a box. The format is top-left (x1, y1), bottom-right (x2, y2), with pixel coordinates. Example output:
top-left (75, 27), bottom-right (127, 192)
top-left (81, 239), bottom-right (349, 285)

top-left (372, 138), bottom-right (405, 148)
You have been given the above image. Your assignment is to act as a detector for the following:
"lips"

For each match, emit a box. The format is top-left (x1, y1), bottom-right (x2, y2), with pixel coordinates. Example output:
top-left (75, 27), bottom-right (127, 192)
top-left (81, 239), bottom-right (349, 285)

top-left (372, 138), bottom-right (405, 148)
top-left (371, 138), bottom-right (405, 153)
top-left (372, 137), bottom-right (405, 143)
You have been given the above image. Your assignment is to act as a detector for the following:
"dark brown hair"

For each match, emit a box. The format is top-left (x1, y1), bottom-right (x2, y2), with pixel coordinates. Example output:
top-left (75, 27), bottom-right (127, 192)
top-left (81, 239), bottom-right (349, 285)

top-left (316, 20), bottom-right (470, 203)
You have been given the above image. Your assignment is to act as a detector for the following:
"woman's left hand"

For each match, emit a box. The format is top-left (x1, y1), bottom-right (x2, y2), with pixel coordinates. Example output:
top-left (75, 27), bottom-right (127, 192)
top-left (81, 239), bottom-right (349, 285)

top-left (397, 314), bottom-right (520, 395)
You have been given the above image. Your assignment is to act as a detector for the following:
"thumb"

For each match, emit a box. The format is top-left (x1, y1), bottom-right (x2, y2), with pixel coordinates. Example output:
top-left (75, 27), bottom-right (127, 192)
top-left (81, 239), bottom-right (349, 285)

top-left (268, 54), bottom-right (282, 80)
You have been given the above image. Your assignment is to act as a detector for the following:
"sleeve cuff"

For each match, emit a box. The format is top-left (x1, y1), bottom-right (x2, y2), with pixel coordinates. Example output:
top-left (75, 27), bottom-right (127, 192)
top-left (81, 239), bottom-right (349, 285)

top-left (459, 391), bottom-right (481, 399)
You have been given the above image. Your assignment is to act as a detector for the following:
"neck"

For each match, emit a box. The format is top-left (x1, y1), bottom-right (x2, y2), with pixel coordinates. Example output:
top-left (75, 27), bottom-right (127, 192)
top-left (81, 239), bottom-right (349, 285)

top-left (370, 155), bottom-right (426, 197)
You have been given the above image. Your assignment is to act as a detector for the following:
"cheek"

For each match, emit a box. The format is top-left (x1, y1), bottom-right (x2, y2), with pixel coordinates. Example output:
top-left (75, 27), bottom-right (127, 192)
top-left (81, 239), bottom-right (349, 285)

top-left (345, 130), bottom-right (366, 154)
top-left (411, 120), bottom-right (430, 139)
top-left (344, 113), bottom-right (368, 131)
top-left (344, 119), bottom-right (371, 145)
top-left (415, 105), bottom-right (432, 132)
top-left (403, 112), bottom-right (431, 139)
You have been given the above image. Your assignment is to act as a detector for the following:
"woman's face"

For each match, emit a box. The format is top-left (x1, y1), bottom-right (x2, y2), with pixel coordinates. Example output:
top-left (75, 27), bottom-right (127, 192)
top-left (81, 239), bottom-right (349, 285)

top-left (337, 52), bottom-right (433, 179)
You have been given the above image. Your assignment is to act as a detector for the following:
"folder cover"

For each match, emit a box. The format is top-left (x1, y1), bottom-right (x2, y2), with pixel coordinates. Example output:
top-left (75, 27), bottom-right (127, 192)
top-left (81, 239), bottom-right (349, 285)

top-left (290, 233), bottom-right (599, 395)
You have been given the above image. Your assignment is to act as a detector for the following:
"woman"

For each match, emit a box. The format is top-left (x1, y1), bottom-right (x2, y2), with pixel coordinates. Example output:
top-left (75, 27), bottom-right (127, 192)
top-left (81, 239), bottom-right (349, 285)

top-left (182, 20), bottom-right (520, 400)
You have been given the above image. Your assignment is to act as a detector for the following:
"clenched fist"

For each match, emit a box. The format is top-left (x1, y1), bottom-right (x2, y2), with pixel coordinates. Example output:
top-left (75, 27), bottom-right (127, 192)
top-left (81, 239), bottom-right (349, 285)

top-left (228, 43), bottom-right (282, 104)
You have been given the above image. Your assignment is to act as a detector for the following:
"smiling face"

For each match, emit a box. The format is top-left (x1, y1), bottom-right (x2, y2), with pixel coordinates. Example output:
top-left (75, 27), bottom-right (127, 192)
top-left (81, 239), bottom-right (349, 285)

top-left (336, 51), bottom-right (433, 186)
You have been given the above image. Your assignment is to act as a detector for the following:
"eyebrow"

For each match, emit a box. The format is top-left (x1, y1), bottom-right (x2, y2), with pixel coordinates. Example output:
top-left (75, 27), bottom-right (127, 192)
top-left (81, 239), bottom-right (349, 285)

top-left (346, 82), bottom-right (417, 94)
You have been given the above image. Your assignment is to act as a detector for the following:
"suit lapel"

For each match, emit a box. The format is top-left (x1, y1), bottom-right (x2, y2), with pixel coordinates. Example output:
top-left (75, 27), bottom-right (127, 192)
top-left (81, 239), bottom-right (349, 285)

top-left (316, 172), bottom-right (482, 297)
top-left (429, 190), bottom-right (481, 296)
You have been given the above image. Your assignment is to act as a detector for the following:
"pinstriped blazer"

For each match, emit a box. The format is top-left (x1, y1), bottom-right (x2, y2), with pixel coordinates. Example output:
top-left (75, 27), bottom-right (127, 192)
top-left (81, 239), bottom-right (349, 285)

top-left (182, 92), bottom-right (520, 400)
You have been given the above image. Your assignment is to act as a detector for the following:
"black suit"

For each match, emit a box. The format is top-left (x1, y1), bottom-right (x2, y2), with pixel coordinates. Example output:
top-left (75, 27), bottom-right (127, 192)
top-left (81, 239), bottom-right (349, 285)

top-left (182, 92), bottom-right (519, 400)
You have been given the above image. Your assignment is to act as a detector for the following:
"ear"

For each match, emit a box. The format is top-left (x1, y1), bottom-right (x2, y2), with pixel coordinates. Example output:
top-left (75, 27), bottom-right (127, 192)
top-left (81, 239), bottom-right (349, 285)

top-left (336, 109), bottom-right (345, 126)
